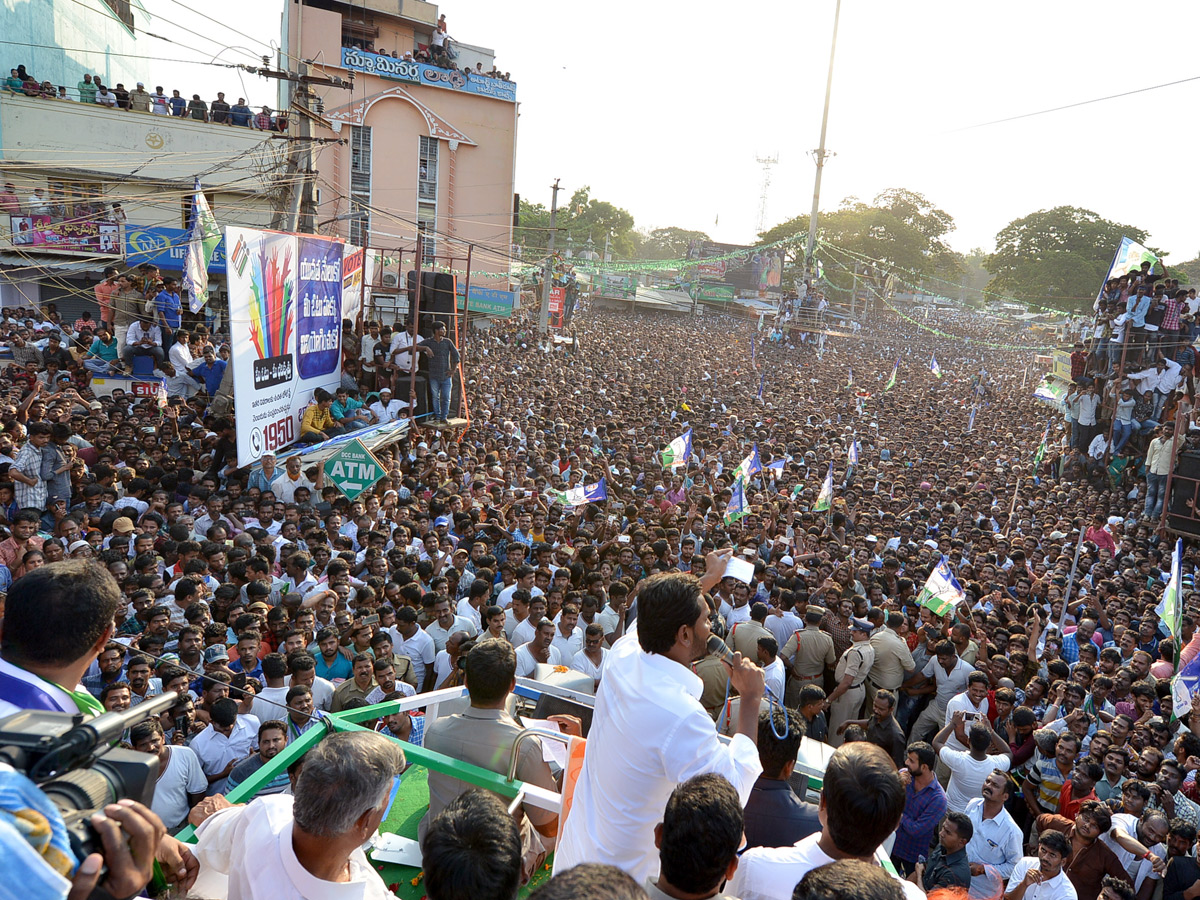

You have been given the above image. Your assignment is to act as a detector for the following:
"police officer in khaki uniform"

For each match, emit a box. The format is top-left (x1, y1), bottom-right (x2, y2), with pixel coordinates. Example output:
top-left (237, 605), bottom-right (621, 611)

top-left (827, 616), bottom-right (875, 747)
top-left (730, 602), bottom-right (774, 661)
top-left (781, 606), bottom-right (836, 708)
top-left (866, 610), bottom-right (915, 710)
top-left (693, 643), bottom-right (730, 721)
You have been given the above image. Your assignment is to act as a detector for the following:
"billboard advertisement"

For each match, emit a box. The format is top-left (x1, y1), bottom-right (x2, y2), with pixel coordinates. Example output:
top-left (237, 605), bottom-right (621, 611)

top-left (226, 226), bottom-right (344, 463)
top-left (686, 240), bottom-right (784, 295)
top-left (8, 214), bottom-right (121, 256)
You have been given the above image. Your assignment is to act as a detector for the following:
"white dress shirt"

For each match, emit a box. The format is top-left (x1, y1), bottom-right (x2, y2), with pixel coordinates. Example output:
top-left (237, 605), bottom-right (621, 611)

top-left (553, 632), bottom-right (763, 884)
top-left (190, 715), bottom-right (260, 795)
top-left (424, 615), bottom-right (478, 653)
top-left (390, 627), bottom-right (436, 691)
top-left (964, 798), bottom-right (1023, 882)
top-left (551, 625), bottom-right (584, 660)
top-left (730, 832), bottom-right (926, 900)
top-left (1006, 857), bottom-right (1079, 900)
top-left (192, 794), bottom-right (394, 900)
top-left (763, 656), bottom-right (786, 702)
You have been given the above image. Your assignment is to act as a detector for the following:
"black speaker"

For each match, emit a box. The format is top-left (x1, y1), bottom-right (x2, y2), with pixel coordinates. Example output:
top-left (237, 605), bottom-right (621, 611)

top-left (1167, 450), bottom-right (1200, 538)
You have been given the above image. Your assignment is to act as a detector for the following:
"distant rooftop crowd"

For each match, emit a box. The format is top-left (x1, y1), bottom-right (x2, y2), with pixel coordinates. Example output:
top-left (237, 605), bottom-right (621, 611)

top-left (343, 12), bottom-right (513, 82)
top-left (4, 63), bottom-right (288, 131)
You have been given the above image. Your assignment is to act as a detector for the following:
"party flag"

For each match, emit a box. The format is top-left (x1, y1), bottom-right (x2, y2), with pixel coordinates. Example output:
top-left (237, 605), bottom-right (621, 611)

top-left (967, 406), bottom-right (977, 433)
top-left (917, 559), bottom-right (965, 617)
top-left (885, 359), bottom-right (898, 392)
top-left (756, 373), bottom-right (765, 400)
top-left (1156, 539), bottom-right (1185, 640)
top-left (725, 478), bottom-right (749, 525)
top-left (1032, 422), bottom-right (1050, 469)
top-left (847, 367), bottom-right (854, 388)
top-left (183, 177), bottom-right (221, 313)
top-left (930, 354), bottom-right (942, 378)
top-left (660, 429), bottom-right (693, 469)
top-left (751, 336), bottom-right (757, 369)
top-left (732, 444), bottom-right (763, 483)
top-left (848, 439), bottom-right (859, 466)
top-left (814, 463), bottom-right (834, 512)
top-left (549, 478), bottom-right (607, 508)
top-left (766, 459), bottom-right (786, 476)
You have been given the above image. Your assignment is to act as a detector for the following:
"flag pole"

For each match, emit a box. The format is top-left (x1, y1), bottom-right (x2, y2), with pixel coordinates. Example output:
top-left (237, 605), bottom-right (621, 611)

top-left (1056, 521), bottom-right (1088, 632)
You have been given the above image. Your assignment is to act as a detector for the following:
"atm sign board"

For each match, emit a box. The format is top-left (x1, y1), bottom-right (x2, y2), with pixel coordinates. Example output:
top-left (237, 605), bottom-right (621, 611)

top-left (323, 439), bottom-right (387, 501)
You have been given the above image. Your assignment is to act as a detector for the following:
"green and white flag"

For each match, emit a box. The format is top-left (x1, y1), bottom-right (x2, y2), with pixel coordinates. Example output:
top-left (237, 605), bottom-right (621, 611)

top-left (183, 177), bottom-right (221, 313)
top-left (731, 444), bottom-right (762, 484)
top-left (661, 428), bottom-right (692, 469)
top-left (1032, 422), bottom-right (1050, 469)
top-left (1157, 538), bottom-right (1184, 640)
top-left (917, 559), bottom-right (965, 617)
top-left (814, 463), bottom-right (833, 512)
top-left (885, 358), bottom-right (899, 392)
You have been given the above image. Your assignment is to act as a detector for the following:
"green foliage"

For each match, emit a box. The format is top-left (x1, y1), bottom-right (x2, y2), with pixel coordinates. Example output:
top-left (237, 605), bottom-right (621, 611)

top-left (515, 186), bottom-right (638, 260)
top-left (760, 189), bottom-right (957, 294)
top-left (984, 206), bottom-right (1156, 311)
top-left (640, 226), bottom-right (711, 260)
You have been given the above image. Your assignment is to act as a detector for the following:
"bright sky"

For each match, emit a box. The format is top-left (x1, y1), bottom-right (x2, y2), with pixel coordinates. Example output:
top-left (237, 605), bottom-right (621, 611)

top-left (147, 0), bottom-right (1200, 266)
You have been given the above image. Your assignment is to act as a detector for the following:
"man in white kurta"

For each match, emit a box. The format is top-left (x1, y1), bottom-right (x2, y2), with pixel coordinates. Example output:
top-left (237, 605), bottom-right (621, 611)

top-left (553, 564), bottom-right (764, 884)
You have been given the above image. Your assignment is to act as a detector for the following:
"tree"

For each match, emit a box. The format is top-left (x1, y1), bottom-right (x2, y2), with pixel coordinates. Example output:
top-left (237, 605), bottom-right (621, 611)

top-left (984, 206), bottom-right (1157, 311)
top-left (759, 189), bottom-right (958, 294)
top-left (640, 226), bottom-right (711, 260)
top-left (514, 186), bottom-right (638, 260)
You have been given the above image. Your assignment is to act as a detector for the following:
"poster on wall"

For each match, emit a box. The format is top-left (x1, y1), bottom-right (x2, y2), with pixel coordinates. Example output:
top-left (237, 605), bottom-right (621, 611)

top-left (685, 240), bottom-right (784, 296)
top-left (226, 226), bottom-right (344, 463)
top-left (341, 245), bottom-right (375, 326)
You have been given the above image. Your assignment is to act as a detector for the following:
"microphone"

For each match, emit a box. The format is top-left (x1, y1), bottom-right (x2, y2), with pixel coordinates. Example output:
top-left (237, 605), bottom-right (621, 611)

top-left (706, 634), bottom-right (737, 665)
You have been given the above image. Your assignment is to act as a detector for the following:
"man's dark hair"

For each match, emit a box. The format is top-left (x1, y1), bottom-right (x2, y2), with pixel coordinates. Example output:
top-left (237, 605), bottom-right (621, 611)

top-left (758, 707), bottom-right (804, 778)
top-left (463, 639), bottom-right (515, 705)
top-left (210, 697), bottom-right (239, 727)
top-left (658, 773), bottom-right (743, 895)
top-left (1, 561), bottom-right (120, 666)
top-left (261, 653), bottom-right (288, 680)
top-left (943, 810), bottom-right (973, 843)
top-left (968, 723), bottom-right (991, 754)
top-left (259, 719), bottom-right (287, 740)
top-left (792, 858), bottom-right (904, 900)
top-left (1039, 828), bottom-right (1071, 856)
top-left (527, 863), bottom-right (645, 900)
top-left (636, 572), bottom-right (704, 655)
top-left (824, 743), bottom-right (905, 856)
top-left (1100, 876), bottom-right (1134, 900)
top-left (906, 741), bottom-right (936, 773)
top-left (421, 789), bottom-right (521, 900)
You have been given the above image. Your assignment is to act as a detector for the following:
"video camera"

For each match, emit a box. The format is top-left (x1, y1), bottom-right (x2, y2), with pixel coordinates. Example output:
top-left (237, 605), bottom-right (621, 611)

top-left (0, 692), bottom-right (176, 861)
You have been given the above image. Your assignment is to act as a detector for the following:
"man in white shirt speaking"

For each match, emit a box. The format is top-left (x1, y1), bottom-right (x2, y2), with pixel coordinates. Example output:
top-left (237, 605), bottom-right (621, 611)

top-left (553, 551), bottom-right (765, 884)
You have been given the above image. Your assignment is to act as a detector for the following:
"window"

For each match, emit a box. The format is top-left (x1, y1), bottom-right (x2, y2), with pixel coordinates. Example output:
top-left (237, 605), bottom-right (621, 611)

top-left (46, 181), bottom-right (103, 220)
top-left (417, 136), bottom-right (438, 258)
top-left (102, 0), bottom-right (134, 30)
top-left (349, 125), bottom-right (372, 247)
top-left (181, 192), bottom-right (217, 230)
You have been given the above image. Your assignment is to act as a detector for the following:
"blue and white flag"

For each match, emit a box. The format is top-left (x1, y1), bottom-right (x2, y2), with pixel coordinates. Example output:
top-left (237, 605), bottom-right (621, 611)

top-left (848, 439), bottom-right (859, 466)
top-left (183, 177), bottom-right (221, 313)
top-left (751, 336), bottom-right (757, 369)
top-left (847, 367), bottom-right (854, 388)
top-left (549, 478), bottom-right (607, 508)
top-left (930, 354), bottom-right (942, 378)
top-left (766, 459), bottom-right (787, 476)
top-left (756, 373), bottom-right (765, 400)
top-left (660, 429), bottom-right (692, 469)
top-left (1173, 654), bottom-right (1200, 720)
top-left (967, 406), bottom-right (977, 433)
top-left (732, 444), bottom-right (763, 483)
top-left (725, 478), bottom-right (750, 525)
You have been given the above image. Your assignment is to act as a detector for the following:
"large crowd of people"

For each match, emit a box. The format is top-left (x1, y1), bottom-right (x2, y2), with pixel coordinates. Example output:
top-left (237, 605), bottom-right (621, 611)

top-left (2, 263), bottom-right (1200, 900)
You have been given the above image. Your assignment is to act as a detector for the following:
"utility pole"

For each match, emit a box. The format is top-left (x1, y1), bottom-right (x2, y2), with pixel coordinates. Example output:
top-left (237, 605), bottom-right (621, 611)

top-left (238, 55), bottom-right (354, 233)
top-left (804, 0), bottom-right (843, 281)
top-left (538, 178), bottom-right (561, 335)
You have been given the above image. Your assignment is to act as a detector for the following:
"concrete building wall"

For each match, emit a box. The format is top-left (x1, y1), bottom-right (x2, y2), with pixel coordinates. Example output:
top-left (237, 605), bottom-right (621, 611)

top-left (2, 0), bottom-right (146, 97)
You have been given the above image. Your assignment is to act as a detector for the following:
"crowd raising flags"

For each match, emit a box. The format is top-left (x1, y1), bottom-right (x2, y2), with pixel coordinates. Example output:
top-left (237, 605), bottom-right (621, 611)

top-left (885, 359), bottom-right (899, 391)
top-left (732, 444), bottom-right (763, 484)
top-left (660, 429), bottom-right (692, 468)
top-left (917, 559), bottom-right (966, 617)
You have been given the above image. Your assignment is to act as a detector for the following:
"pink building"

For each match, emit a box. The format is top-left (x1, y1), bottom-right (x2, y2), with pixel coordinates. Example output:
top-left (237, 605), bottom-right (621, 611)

top-left (283, 0), bottom-right (517, 312)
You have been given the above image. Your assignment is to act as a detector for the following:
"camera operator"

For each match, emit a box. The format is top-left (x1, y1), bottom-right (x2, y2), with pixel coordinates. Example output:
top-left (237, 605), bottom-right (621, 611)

top-left (0, 560), bottom-right (116, 717)
top-left (0, 562), bottom-right (199, 896)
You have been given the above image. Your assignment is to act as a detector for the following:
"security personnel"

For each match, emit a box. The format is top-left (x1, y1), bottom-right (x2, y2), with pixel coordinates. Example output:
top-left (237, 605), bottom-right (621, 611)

top-left (730, 602), bottom-right (774, 662)
top-left (693, 641), bottom-right (730, 721)
top-left (827, 616), bottom-right (875, 747)
top-left (781, 606), bottom-right (836, 708)
top-left (867, 610), bottom-right (915, 711)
